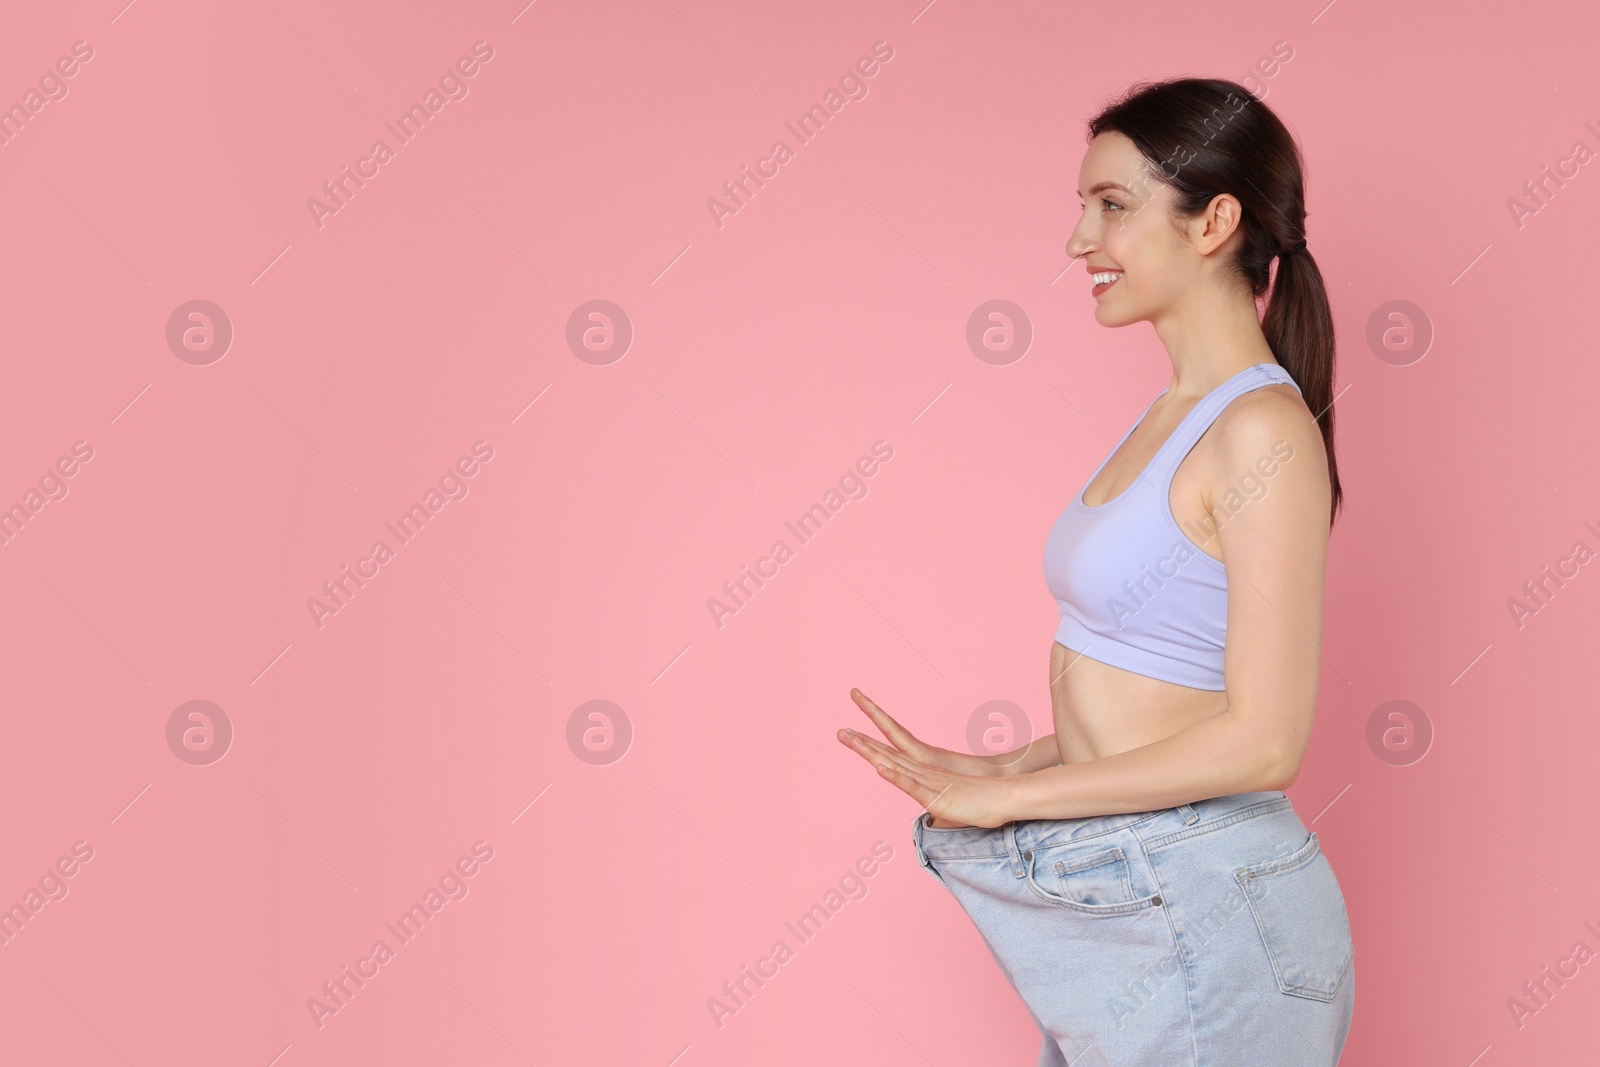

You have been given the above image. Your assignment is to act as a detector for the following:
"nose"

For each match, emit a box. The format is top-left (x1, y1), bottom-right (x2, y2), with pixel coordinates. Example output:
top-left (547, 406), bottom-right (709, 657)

top-left (1065, 218), bottom-right (1096, 264)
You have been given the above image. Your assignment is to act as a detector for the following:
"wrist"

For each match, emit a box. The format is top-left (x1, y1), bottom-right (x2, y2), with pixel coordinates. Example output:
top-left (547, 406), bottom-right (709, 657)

top-left (989, 772), bottom-right (1028, 826)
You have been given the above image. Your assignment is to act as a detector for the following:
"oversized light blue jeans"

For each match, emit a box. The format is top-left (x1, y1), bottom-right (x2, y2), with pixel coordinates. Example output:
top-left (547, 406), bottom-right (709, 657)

top-left (911, 790), bottom-right (1354, 1065)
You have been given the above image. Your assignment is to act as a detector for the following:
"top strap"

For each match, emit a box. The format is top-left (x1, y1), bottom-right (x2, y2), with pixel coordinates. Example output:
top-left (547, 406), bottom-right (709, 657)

top-left (1146, 363), bottom-right (1299, 488)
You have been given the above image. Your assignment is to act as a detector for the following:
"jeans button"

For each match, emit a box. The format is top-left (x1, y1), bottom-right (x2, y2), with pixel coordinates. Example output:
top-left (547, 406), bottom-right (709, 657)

top-left (1022, 850), bottom-right (1032, 862)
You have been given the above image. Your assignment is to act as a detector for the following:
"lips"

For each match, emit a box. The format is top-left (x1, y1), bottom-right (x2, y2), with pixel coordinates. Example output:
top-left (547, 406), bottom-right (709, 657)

top-left (1089, 269), bottom-right (1123, 297)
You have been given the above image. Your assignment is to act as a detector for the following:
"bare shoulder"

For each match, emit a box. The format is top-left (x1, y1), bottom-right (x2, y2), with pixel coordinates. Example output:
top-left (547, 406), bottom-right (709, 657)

top-left (1206, 382), bottom-right (1330, 522)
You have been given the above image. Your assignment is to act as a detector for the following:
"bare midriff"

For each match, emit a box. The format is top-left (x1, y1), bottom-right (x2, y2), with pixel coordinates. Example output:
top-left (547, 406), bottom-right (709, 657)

top-left (1048, 640), bottom-right (1226, 764)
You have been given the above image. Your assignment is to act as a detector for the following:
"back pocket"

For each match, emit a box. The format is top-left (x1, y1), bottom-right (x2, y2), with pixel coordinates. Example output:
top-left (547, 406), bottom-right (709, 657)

top-left (1234, 831), bottom-right (1353, 1002)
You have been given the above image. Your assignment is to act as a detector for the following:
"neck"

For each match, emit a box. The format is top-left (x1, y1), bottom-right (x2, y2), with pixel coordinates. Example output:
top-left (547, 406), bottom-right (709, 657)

top-left (1148, 282), bottom-right (1277, 400)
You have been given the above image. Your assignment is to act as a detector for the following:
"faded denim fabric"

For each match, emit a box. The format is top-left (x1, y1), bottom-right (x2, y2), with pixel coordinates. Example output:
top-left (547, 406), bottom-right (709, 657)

top-left (912, 790), bottom-right (1355, 1065)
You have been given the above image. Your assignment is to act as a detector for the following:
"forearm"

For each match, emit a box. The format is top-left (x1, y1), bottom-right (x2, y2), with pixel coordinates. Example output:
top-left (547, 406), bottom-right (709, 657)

top-left (981, 733), bottom-right (1062, 776)
top-left (1000, 708), bottom-right (1290, 821)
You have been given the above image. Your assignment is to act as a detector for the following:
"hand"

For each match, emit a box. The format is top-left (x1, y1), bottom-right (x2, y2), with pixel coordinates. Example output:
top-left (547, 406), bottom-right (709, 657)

top-left (839, 688), bottom-right (1014, 778)
top-left (838, 689), bottom-right (1015, 828)
top-left (839, 729), bottom-right (1015, 828)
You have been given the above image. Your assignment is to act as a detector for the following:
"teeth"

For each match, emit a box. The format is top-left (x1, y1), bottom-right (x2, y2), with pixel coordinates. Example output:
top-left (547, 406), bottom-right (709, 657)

top-left (1092, 271), bottom-right (1123, 284)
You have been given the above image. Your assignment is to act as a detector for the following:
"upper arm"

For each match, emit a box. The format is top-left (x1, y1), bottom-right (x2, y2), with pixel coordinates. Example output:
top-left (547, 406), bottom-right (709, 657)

top-left (1210, 388), bottom-right (1332, 785)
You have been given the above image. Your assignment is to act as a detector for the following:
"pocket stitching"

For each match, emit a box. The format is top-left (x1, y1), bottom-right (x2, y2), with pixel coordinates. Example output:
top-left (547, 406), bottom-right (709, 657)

top-left (1053, 847), bottom-right (1135, 904)
top-left (1236, 828), bottom-right (1320, 880)
top-left (1054, 844), bottom-right (1124, 875)
top-left (1023, 847), bottom-right (1160, 916)
top-left (1234, 832), bottom-right (1353, 1002)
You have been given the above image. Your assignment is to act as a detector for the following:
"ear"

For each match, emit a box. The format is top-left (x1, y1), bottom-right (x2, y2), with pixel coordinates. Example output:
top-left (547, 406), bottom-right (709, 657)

top-left (1194, 192), bottom-right (1244, 256)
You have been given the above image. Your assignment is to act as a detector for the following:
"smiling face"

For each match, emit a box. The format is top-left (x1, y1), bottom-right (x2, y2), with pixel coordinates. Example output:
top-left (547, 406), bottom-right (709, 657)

top-left (1066, 131), bottom-right (1227, 328)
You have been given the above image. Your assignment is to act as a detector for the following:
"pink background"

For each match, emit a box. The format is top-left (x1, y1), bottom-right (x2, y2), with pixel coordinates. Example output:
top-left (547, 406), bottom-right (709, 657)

top-left (2, 0), bottom-right (1597, 1063)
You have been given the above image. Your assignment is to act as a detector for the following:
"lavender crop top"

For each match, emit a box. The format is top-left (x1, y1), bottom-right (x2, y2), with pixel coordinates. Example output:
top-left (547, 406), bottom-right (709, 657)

top-left (1042, 362), bottom-right (1300, 691)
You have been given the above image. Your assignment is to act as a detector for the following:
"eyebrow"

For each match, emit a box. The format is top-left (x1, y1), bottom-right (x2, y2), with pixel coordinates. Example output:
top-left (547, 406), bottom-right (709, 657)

top-left (1077, 181), bottom-right (1134, 198)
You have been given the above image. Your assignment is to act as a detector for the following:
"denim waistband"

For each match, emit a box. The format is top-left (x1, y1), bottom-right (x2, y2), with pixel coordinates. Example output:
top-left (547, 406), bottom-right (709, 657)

top-left (912, 790), bottom-right (1292, 867)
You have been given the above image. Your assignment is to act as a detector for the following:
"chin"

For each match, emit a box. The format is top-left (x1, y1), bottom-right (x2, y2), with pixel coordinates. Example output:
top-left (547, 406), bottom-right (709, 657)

top-left (1094, 304), bottom-right (1141, 328)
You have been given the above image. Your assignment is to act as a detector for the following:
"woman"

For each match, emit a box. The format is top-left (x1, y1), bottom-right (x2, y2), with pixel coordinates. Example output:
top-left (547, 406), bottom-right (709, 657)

top-left (838, 78), bottom-right (1355, 1064)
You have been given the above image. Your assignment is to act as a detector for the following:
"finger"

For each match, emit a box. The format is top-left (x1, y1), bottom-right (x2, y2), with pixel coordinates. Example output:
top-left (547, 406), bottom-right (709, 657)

top-left (863, 743), bottom-right (945, 793)
top-left (841, 731), bottom-right (918, 774)
top-left (870, 758), bottom-right (940, 809)
top-left (855, 738), bottom-right (981, 790)
top-left (843, 733), bottom-right (944, 790)
top-left (849, 689), bottom-right (928, 754)
top-left (838, 730), bottom-right (910, 765)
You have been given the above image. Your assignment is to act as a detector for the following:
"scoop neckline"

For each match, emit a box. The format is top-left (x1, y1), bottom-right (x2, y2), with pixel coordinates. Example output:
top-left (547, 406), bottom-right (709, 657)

top-left (1073, 362), bottom-right (1282, 513)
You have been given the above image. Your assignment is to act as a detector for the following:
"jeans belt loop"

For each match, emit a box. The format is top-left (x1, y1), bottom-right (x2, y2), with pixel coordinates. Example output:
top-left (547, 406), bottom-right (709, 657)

top-left (912, 813), bottom-right (933, 869)
top-left (1003, 823), bottom-right (1026, 879)
top-left (1176, 803), bottom-right (1200, 825)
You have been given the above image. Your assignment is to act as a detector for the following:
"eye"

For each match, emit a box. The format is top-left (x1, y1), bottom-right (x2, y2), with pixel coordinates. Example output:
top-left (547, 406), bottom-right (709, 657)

top-left (1101, 197), bottom-right (1123, 212)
